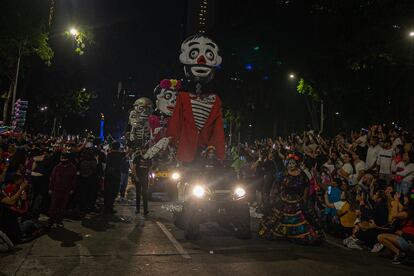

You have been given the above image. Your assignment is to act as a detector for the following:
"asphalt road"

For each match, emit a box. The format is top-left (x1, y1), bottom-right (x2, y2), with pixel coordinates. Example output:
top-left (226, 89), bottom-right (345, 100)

top-left (1, 193), bottom-right (413, 276)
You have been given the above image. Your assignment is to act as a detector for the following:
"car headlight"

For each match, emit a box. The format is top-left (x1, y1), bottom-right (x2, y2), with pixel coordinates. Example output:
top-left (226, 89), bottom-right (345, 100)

top-left (192, 185), bottom-right (206, 198)
top-left (171, 172), bottom-right (181, 180)
top-left (234, 187), bottom-right (246, 198)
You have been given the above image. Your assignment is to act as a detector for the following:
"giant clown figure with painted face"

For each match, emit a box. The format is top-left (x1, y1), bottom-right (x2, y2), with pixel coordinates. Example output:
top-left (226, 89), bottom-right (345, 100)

top-left (167, 35), bottom-right (225, 163)
top-left (179, 35), bottom-right (222, 86)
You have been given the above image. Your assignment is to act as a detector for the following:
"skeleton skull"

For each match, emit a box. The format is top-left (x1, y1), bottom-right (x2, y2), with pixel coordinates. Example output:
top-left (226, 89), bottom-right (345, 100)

top-left (179, 35), bottom-right (222, 84)
top-left (133, 97), bottom-right (154, 117)
top-left (128, 109), bottom-right (140, 128)
top-left (154, 80), bottom-right (179, 117)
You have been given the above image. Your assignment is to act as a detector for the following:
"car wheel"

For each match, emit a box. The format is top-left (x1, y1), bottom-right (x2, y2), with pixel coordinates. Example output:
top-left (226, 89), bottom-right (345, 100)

top-left (234, 204), bottom-right (252, 239)
top-left (183, 204), bottom-right (201, 240)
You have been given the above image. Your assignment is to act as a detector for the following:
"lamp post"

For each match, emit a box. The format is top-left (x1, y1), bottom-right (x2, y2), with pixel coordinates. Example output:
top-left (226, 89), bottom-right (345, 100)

top-left (69, 27), bottom-right (79, 37)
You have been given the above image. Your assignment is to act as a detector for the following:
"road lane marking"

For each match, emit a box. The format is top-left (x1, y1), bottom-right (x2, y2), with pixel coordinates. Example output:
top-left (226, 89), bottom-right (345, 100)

top-left (155, 221), bottom-right (191, 259)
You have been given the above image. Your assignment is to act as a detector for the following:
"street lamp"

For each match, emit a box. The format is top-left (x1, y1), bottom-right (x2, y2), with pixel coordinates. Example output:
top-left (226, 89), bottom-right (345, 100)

top-left (335, 112), bottom-right (340, 116)
top-left (289, 73), bottom-right (295, 79)
top-left (69, 27), bottom-right (79, 37)
top-left (409, 31), bottom-right (414, 37)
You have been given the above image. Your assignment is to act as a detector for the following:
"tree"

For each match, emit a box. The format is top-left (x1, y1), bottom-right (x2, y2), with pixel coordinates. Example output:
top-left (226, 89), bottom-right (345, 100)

top-left (64, 28), bottom-right (95, 56)
top-left (67, 88), bottom-right (97, 115)
top-left (224, 107), bottom-right (243, 145)
top-left (0, 0), bottom-right (53, 124)
top-left (297, 78), bottom-right (321, 131)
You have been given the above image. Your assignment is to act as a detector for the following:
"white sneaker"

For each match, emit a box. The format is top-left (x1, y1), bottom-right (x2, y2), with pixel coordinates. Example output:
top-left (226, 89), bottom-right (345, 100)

top-left (343, 236), bottom-right (356, 246)
top-left (347, 240), bottom-right (363, 250)
top-left (371, 243), bottom-right (384, 253)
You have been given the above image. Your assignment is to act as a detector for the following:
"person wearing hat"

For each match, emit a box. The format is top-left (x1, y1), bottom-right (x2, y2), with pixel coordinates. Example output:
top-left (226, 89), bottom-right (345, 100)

top-left (48, 152), bottom-right (77, 227)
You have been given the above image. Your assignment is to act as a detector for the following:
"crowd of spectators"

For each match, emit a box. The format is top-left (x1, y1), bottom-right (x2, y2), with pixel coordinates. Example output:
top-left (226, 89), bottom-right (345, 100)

top-left (1, 125), bottom-right (413, 265)
top-left (235, 125), bottom-right (414, 264)
top-left (0, 133), bottom-right (130, 251)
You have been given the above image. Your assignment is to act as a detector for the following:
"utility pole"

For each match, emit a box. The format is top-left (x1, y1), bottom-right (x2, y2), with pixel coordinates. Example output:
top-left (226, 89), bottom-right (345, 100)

top-left (11, 52), bottom-right (22, 118)
top-left (51, 117), bottom-right (57, 137)
top-left (320, 99), bottom-right (324, 133)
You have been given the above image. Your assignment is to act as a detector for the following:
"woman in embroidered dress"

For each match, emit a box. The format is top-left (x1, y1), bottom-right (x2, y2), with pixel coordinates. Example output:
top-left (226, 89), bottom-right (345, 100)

top-left (258, 153), bottom-right (323, 244)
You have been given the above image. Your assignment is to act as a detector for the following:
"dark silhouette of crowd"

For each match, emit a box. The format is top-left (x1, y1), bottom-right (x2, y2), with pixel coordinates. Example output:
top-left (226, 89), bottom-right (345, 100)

top-left (0, 133), bottom-right (130, 251)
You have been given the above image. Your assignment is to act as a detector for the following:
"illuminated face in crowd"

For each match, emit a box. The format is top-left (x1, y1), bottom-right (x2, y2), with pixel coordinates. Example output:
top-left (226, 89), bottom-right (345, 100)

top-left (154, 79), bottom-right (180, 117)
top-left (287, 159), bottom-right (298, 170)
top-left (179, 35), bottom-right (222, 84)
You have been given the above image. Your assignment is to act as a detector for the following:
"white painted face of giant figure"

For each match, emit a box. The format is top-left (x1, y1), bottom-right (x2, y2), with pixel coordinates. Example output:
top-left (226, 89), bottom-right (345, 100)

top-left (156, 89), bottom-right (177, 117)
top-left (154, 79), bottom-right (180, 117)
top-left (179, 35), bottom-right (222, 84)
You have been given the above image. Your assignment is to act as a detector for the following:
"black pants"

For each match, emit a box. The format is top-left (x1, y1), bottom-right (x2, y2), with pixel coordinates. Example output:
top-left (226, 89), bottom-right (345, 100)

top-left (104, 172), bottom-right (121, 212)
top-left (30, 175), bottom-right (48, 219)
top-left (0, 210), bottom-right (21, 243)
top-left (80, 175), bottom-right (98, 212)
top-left (356, 228), bottom-right (389, 248)
top-left (135, 172), bottom-right (149, 213)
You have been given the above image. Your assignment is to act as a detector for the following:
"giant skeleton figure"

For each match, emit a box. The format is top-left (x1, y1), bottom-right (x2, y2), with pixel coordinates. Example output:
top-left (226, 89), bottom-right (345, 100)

top-left (128, 97), bottom-right (153, 149)
top-left (143, 79), bottom-right (180, 159)
top-left (167, 35), bottom-right (225, 163)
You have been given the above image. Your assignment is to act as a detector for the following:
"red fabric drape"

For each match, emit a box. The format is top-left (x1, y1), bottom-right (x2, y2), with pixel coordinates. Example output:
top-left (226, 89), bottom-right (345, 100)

top-left (167, 92), bottom-right (225, 162)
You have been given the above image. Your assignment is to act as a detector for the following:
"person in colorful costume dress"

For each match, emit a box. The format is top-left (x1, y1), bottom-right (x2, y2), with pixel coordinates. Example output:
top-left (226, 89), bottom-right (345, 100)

top-left (259, 153), bottom-right (323, 244)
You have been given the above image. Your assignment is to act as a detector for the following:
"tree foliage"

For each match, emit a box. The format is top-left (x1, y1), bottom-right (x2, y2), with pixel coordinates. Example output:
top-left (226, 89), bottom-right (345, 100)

top-left (65, 29), bottom-right (95, 56)
top-left (0, 0), bottom-right (54, 70)
top-left (65, 88), bottom-right (97, 116)
top-left (297, 78), bottom-right (320, 102)
top-left (0, 0), bottom-right (53, 122)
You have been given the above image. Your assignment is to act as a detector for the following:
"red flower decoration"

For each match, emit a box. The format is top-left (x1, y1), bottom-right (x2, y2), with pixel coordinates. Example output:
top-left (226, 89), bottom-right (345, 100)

top-left (160, 79), bottom-right (171, 89)
top-left (159, 79), bottom-right (182, 90)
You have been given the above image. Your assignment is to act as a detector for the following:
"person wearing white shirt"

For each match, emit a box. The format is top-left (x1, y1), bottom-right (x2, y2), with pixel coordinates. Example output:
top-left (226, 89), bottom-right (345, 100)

top-left (338, 153), bottom-right (354, 181)
top-left (377, 139), bottom-right (394, 185)
top-left (396, 151), bottom-right (414, 195)
top-left (390, 129), bottom-right (402, 150)
top-left (366, 138), bottom-right (380, 171)
top-left (350, 152), bottom-right (365, 186)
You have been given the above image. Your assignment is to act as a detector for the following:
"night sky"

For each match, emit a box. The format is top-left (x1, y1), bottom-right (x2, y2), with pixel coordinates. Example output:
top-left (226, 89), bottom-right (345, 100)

top-left (16, 0), bottom-right (414, 137)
